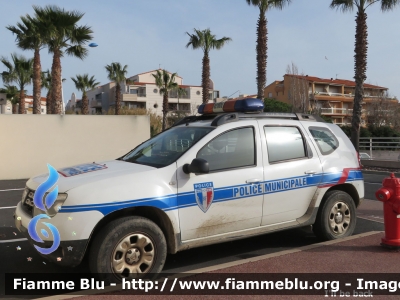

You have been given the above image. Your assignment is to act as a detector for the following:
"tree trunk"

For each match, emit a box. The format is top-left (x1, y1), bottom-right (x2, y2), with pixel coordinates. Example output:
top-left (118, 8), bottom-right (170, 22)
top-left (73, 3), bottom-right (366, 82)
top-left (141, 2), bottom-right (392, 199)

top-left (201, 52), bottom-right (210, 104)
top-left (115, 84), bottom-right (121, 115)
top-left (12, 103), bottom-right (17, 114)
top-left (46, 89), bottom-right (51, 114)
top-left (351, 9), bottom-right (368, 152)
top-left (256, 10), bottom-right (267, 100)
top-left (162, 92), bottom-right (168, 131)
top-left (18, 88), bottom-right (25, 114)
top-left (82, 91), bottom-right (88, 115)
top-left (51, 48), bottom-right (62, 114)
top-left (33, 48), bottom-right (42, 114)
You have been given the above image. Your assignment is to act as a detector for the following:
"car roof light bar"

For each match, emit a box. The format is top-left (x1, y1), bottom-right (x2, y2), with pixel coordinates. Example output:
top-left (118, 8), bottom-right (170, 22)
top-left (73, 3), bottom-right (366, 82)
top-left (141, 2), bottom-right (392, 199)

top-left (198, 98), bottom-right (264, 115)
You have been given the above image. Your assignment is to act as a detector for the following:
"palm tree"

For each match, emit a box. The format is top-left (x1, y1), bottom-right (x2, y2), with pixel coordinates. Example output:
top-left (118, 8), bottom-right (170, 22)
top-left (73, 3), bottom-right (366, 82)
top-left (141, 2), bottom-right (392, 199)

top-left (105, 62), bottom-right (128, 115)
top-left (7, 14), bottom-right (49, 114)
top-left (246, 0), bottom-right (291, 99)
top-left (330, 0), bottom-right (400, 152)
top-left (186, 28), bottom-right (231, 104)
top-left (71, 74), bottom-right (100, 115)
top-left (41, 70), bottom-right (52, 114)
top-left (33, 5), bottom-right (93, 114)
top-left (0, 84), bottom-right (19, 114)
top-left (152, 69), bottom-right (179, 131)
top-left (1, 53), bottom-right (33, 114)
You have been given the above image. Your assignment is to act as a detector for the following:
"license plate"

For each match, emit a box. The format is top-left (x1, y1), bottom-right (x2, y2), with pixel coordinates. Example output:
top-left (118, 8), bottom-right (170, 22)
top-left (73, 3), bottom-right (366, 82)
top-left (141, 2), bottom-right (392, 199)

top-left (23, 190), bottom-right (34, 208)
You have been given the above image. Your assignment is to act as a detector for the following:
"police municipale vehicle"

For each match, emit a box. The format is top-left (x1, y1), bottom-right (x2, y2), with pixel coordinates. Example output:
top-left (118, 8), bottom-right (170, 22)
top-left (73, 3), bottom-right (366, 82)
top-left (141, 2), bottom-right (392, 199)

top-left (14, 98), bottom-right (364, 277)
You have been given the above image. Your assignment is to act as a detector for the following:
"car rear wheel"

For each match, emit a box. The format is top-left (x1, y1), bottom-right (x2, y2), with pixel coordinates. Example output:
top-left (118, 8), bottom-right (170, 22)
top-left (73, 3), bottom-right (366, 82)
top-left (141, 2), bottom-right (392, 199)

top-left (89, 216), bottom-right (167, 280)
top-left (313, 190), bottom-right (356, 241)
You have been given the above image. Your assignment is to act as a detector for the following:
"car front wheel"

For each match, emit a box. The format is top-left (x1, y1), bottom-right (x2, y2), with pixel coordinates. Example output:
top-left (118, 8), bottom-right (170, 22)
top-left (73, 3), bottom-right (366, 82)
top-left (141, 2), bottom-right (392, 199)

top-left (89, 216), bottom-right (167, 280)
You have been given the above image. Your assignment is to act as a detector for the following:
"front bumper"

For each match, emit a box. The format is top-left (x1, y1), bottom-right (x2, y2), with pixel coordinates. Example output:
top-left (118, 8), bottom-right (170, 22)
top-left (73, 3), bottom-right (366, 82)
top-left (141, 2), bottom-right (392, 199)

top-left (14, 203), bottom-right (89, 267)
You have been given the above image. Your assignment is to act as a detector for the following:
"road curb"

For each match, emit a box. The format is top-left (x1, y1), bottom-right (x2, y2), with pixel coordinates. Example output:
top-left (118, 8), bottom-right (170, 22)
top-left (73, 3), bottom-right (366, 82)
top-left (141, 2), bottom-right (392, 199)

top-left (180, 231), bottom-right (382, 274)
top-left (33, 231), bottom-right (382, 300)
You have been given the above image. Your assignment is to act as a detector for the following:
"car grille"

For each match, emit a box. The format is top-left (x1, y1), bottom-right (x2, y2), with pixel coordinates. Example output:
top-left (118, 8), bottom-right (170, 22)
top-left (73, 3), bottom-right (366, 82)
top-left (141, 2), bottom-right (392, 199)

top-left (21, 188), bottom-right (35, 217)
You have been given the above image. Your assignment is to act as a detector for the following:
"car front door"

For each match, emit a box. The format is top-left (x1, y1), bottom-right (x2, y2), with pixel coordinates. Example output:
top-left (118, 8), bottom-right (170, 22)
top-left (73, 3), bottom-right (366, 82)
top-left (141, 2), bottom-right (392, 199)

top-left (176, 121), bottom-right (264, 241)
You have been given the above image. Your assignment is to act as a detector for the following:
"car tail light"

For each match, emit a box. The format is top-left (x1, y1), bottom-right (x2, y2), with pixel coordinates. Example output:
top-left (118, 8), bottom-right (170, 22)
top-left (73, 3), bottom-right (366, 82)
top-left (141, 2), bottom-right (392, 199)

top-left (357, 152), bottom-right (362, 168)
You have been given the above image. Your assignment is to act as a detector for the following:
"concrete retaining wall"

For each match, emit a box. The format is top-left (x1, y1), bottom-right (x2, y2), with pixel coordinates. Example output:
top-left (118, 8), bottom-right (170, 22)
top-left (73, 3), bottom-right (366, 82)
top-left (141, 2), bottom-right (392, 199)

top-left (0, 115), bottom-right (150, 180)
top-left (361, 150), bottom-right (400, 161)
top-left (361, 159), bottom-right (400, 169)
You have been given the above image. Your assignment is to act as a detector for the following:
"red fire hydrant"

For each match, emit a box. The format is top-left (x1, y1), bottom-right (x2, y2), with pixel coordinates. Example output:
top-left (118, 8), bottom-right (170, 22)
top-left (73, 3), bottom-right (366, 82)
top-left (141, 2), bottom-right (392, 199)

top-left (375, 173), bottom-right (400, 249)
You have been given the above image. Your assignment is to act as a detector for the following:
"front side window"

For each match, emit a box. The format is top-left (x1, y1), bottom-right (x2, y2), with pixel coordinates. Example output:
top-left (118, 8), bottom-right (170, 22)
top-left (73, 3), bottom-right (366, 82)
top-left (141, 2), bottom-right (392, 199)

top-left (264, 126), bottom-right (306, 163)
top-left (309, 126), bottom-right (339, 155)
top-left (121, 127), bottom-right (214, 168)
top-left (197, 127), bottom-right (255, 172)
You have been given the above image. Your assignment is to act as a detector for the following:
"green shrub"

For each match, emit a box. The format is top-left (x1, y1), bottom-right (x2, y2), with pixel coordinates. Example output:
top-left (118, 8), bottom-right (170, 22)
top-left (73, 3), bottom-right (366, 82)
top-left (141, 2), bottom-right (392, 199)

top-left (263, 98), bottom-right (292, 113)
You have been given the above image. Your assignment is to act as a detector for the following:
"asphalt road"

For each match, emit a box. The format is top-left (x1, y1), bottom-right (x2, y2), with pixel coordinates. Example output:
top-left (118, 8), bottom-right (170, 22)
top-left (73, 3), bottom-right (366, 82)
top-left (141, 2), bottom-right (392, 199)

top-left (0, 171), bottom-right (387, 298)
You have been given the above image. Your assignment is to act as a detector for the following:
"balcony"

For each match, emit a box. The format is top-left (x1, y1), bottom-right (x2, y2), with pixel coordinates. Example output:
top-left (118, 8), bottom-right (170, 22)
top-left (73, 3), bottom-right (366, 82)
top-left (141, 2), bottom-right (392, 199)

top-left (332, 122), bottom-right (352, 126)
top-left (122, 94), bottom-right (137, 101)
top-left (320, 108), bottom-right (353, 115)
top-left (315, 92), bottom-right (344, 97)
top-left (91, 100), bottom-right (102, 108)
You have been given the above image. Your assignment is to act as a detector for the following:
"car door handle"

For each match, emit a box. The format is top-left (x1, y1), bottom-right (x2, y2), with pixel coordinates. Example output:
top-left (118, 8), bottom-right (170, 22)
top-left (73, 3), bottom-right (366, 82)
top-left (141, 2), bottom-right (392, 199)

top-left (304, 170), bottom-right (317, 175)
top-left (246, 179), bottom-right (262, 184)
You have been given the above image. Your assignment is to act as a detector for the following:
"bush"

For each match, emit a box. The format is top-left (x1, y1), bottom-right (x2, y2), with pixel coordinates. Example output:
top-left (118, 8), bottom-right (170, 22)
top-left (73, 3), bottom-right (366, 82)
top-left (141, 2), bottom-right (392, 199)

top-left (319, 115), bottom-right (333, 123)
top-left (166, 110), bottom-right (191, 128)
top-left (263, 98), bottom-right (292, 113)
top-left (339, 125), bottom-right (372, 138)
top-left (106, 107), bottom-right (162, 137)
top-left (340, 125), bottom-right (400, 151)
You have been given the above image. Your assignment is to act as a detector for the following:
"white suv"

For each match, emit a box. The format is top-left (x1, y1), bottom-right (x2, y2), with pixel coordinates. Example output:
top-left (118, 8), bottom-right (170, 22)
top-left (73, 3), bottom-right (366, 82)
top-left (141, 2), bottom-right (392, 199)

top-left (14, 98), bottom-right (364, 278)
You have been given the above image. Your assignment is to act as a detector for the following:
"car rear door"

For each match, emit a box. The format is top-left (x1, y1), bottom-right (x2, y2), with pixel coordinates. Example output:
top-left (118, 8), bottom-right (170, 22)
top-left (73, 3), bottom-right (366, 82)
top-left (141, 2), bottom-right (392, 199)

top-left (257, 119), bottom-right (323, 226)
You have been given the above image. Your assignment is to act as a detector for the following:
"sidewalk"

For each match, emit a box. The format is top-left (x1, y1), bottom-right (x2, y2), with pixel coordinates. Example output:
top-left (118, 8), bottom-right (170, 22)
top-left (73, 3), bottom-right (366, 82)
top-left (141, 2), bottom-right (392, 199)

top-left (37, 231), bottom-right (398, 300)
top-left (35, 200), bottom-right (395, 300)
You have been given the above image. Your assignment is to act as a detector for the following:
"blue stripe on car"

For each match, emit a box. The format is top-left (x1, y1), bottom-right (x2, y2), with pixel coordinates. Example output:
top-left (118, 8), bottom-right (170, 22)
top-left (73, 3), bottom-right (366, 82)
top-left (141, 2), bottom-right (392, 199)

top-left (59, 170), bottom-right (363, 215)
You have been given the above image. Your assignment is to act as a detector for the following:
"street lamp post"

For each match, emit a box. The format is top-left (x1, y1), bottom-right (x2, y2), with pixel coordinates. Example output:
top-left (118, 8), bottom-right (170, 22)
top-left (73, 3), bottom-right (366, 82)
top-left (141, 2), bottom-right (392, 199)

top-left (61, 73), bottom-right (65, 115)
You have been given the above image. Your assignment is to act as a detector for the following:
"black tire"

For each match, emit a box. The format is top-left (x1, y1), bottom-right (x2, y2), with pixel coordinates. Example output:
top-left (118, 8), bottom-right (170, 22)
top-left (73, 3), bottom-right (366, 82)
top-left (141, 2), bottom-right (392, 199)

top-left (89, 216), bottom-right (167, 281)
top-left (313, 190), bottom-right (356, 241)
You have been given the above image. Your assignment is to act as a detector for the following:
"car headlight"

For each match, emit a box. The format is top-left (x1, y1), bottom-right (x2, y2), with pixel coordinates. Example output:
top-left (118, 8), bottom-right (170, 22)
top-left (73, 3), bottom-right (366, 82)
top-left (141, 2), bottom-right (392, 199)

top-left (33, 193), bottom-right (68, 217)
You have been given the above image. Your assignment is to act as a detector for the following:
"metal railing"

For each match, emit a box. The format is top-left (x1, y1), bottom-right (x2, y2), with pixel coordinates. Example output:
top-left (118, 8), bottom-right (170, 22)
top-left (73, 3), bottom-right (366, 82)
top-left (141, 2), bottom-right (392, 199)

top-left (332, 122), bottom-right (352, 126)
top-left (320, 108), bottom-right (353, 115)
top-left (359, 137), bottom-right (400, 158)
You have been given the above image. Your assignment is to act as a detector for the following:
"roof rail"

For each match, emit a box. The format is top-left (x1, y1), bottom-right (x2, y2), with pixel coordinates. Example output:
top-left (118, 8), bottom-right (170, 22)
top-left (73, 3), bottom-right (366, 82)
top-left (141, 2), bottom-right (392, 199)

top-left (239, 112), bottom-right (298, 119)
top-left (295, 113), bottom-right (325, 122)
top-left (172, 111), bottom-right (325, 128)
top-left (172, 114), bottom-right (216, 127)
top-left (239, 112), bottom-right (325, 122)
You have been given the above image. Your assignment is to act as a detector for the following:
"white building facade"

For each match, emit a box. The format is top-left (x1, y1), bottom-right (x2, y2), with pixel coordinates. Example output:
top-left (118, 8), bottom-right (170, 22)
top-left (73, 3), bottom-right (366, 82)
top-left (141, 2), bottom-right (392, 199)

top-left (0, 94), bottom-right (47, 114)
top-left (86, 69), bottom-right (221, 115)
top-left (65, 93), bottom-right (81, 114)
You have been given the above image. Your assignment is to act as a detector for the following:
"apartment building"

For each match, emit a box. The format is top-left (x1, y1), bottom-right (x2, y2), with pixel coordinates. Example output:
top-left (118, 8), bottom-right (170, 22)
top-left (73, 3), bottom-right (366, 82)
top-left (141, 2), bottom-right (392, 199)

top-left (264, 74), bottom-right (398, 126)
top-left (0, 94), bottom-right (47, 114)
top-left (0, 92), bottom-right (12, 114)
top-left (85, 69), bottom-right (221, 115)
top-left (65, 93), bottom-right (81, 114)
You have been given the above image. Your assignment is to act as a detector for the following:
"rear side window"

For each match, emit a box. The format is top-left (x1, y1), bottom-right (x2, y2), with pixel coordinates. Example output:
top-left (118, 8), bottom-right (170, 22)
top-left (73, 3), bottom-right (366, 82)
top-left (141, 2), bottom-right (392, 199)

top-left (264, 126), bottom-right (306, 163)
top-left (309, 126), bottom-right (339, 155)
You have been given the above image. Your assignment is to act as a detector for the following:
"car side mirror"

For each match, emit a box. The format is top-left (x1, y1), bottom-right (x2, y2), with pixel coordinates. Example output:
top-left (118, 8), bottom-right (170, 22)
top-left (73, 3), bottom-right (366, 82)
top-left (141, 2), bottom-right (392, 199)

top-left (183, 158), bottom-right (209, 174)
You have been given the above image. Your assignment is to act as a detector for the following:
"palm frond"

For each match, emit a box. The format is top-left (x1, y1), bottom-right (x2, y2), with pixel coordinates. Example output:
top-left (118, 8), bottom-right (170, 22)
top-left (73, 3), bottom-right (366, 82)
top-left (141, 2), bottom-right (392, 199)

top-left (65, 45), bottom-right (88, 60)
top-left (330, 0), bottom-right (355, 12)
top-left (381, 0), bottom-right (400, 11)
top-left (105, 62), bottom-right (128, 83)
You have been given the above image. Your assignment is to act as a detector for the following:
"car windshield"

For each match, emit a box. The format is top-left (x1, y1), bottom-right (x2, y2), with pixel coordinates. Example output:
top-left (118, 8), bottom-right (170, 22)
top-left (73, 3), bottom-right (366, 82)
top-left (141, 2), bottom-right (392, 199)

top-left (120, 126), bottom-right (214, 168)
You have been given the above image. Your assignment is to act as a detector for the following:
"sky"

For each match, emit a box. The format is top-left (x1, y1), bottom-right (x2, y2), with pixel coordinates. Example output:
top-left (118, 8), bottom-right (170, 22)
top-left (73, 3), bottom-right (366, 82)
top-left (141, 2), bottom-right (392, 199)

top-left (1, 0), bottom-right (400, 104)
